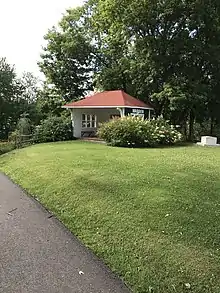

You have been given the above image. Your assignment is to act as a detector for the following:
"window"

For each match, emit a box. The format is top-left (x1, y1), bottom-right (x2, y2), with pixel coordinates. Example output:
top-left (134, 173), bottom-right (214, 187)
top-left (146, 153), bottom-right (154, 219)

top-left (82, 114), bottom-right (97, 128)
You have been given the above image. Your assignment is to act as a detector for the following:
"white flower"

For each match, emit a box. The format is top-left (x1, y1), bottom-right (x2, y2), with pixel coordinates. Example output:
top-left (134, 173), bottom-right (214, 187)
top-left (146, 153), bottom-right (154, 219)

top-left (185, 283), bottom-right (191, 289)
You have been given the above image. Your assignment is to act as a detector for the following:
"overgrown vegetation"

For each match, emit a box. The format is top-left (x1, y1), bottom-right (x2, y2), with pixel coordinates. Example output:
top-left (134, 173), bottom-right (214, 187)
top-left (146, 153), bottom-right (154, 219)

top-left (0, 142), bottom-right (15, 155)
top-left (98, 117), bottom-right (182, 147)
top-left (1, 142), bottom-right (220, 293)
top-left (0, 115), bottom-right (73, 156)
top-left (0, 59), bottom-right (42, 140)
top-left (0, 57), bottom-right (67, 142)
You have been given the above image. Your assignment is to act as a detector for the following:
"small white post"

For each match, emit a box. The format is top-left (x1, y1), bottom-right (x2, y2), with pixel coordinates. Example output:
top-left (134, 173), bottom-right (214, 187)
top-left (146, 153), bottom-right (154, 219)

top-left (117, 107), bottom-right (124, 117)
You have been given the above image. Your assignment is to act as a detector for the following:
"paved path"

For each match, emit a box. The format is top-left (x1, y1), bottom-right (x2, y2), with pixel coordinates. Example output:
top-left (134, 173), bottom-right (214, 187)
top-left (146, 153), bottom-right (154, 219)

top-left (0, 173), bottom-right (130, 293)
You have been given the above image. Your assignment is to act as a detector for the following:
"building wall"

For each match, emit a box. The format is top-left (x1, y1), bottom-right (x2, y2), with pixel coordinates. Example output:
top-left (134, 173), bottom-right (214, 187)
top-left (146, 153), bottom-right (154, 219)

top-left (71, 107), bottom-right (154, 138)
top-left (71, 108), bottom-right (122, 138)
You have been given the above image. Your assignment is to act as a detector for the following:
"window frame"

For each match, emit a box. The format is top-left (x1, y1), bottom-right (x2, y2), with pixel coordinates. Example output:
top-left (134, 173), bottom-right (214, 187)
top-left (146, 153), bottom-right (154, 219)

top-left (82, 114), bottom-right (97, 128)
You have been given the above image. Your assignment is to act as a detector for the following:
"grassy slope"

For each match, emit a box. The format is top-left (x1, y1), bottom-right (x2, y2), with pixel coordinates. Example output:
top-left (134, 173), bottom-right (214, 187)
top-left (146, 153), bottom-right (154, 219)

top-left (1, 142), bottom-right (220, 293)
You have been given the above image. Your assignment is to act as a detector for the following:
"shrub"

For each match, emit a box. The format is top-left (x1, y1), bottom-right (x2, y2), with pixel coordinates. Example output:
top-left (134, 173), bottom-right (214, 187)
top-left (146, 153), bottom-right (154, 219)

top-left (98, 116), bottom-right (182, 147)
top-left (17, 117), bottom-right (33, 135)
top-left (0, 142), bottom-right (15, 155)
top-left (8, 130), bottom-right (33, 148)
top-left (33, 116), bottom-right (73, 143)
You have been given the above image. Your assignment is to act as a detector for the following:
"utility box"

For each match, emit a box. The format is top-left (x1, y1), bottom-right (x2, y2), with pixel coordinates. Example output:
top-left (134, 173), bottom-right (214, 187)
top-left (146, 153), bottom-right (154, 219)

top-left (197, 136), bottom-right (219, 146)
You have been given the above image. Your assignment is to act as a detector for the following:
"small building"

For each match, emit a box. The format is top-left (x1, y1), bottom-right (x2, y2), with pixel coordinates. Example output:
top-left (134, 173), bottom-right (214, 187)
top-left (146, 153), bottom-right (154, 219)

top-left (63, 90), bottom-right (154, 138)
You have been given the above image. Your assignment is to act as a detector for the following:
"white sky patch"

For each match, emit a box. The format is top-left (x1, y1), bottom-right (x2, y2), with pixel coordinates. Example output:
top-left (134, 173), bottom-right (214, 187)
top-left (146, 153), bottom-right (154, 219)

top-left (0, 0), bottom-right (84, 77)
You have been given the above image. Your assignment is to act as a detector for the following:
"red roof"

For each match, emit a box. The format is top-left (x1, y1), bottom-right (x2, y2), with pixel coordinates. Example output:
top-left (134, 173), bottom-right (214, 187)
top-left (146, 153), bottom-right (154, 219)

top-left (63, 90), bottom-right (153, 109)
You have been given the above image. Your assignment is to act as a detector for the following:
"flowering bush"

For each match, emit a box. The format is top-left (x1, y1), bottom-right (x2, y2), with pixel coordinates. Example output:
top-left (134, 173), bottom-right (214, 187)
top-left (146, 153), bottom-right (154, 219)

top-left (98, 116), bottom-right (182, 147)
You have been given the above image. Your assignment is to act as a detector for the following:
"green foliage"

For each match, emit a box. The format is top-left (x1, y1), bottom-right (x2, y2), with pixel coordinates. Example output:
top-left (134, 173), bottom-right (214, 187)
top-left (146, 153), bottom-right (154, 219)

top-left (39, 6), bottom-right (94, 102)
top-left (39, 0), bottom-right (220, 140)
top-left (0, 57), bottom-right (41, 140)
top-left (98, 116), bottom-right (182, 147)
top-left (16, 116), bottom-right (32, 135)
top-left (194, 121), bottom-right (220, 142)
top-left (33, 116), bottom-right (73, 143)
top-left (7, 116), bottom-right (34, 148)
top-left (0, 57), bottom-right (18, 139)
top-left (8, 130), bottom-right (22, 147)
top-left (36, 84), bottom-right (66, 119)
top-left (91, 0), bottom-right (220, 139)
top-left (0, 142), bottom-right (15, 155)
top-left (8, 130), bottom-right (33, 149)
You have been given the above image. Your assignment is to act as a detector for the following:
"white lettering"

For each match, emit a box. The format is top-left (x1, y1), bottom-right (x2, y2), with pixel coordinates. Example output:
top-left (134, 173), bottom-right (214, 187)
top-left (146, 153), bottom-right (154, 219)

top-left (132, 109), bottom-right (144, 114)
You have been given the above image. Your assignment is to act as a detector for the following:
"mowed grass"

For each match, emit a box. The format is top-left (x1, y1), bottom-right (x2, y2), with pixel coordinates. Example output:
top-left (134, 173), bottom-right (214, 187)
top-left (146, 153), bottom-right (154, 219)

top-left (1, 142), bottom-right (220, 293)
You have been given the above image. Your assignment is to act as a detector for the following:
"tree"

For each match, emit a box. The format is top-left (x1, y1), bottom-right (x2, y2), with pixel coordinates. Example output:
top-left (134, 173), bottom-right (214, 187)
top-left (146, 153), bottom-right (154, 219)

top-left (39, 0), bottom-right (220, 140)
top-left (39, 6), bottom-right (94, 102)
top-left (0, 58), bottom-right (41, 139)
top-left (18, 72), bottom-right (40, 103)
top-left (16, 72), bottom-right (42, 125)
top-left (90, 0), bottom-right (220, 139)
top-left (36, 83), bottom-right (66, 119)
top-left (0, 58), bottom-right (18, 139)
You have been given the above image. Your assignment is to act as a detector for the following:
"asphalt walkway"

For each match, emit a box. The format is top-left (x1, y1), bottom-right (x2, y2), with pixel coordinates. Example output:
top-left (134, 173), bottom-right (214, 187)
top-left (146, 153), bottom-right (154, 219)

top-left (0, 173), bottom-right (130, 293)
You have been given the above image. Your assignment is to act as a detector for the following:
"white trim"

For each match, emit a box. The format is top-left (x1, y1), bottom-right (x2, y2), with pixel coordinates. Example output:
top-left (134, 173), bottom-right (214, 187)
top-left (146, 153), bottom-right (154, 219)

top-left (121, 106), bottom-right (153, 110)
top-left (116, 107), bottom-right (123, 117)
top-left (63, 105), bottom-right (153, 110)
top-left (122, 107), bottom-right (125, 117)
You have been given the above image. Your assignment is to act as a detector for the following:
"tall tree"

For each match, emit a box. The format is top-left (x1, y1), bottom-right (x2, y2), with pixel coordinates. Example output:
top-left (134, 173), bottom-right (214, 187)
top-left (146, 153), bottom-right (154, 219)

top-left (39, 0), bottom-right (220, 139)
top-left (39, 6), bottom-right (94, 102)
top-left (0, 58), bottom-right (18, 139)
top-left (89, 0), bottom-right (220, 139)
top-left (17, 72), bottom-right (42, 125)
top-left (0, 58), bottom-right (41, 139)
top-left (36, 83), bottom-right (66, 119)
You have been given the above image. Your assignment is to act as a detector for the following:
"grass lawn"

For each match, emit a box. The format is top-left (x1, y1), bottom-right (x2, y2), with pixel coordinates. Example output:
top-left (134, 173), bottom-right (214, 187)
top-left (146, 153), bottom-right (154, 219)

top-left (1, 142), bottom-right (220, 293)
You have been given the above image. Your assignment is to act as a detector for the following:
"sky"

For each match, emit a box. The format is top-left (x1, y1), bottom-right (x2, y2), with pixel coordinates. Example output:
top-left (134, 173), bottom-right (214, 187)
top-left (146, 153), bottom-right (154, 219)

top-left (0, 0), bottom-right (84, 77)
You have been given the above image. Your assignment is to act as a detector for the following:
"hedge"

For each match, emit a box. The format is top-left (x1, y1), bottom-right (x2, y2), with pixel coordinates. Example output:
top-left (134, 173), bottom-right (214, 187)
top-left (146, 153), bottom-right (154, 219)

top-left (33, 116), bottom-right (73, 143)
top-left (98, 116), bottom-right (182, 147)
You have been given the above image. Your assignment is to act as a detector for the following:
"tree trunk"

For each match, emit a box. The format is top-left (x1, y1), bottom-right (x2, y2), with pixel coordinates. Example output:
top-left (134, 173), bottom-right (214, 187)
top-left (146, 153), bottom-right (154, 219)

top-left (184, 121), bottom-right (187, 138)
top-left (210, 117), bottom-right (214, 135)
top-left (188, 110), bottom-right (195, 141)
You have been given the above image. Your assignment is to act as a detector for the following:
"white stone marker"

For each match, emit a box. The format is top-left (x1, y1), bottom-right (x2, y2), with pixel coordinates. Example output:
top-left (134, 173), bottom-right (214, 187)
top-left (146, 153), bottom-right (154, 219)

top-left (197, 136), bottom-right (220, 146)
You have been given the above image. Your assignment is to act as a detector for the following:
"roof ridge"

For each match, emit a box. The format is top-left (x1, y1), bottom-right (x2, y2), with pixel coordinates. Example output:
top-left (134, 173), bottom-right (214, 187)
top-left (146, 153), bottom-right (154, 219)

top-left (120, 90), bottom-right (127, 106)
